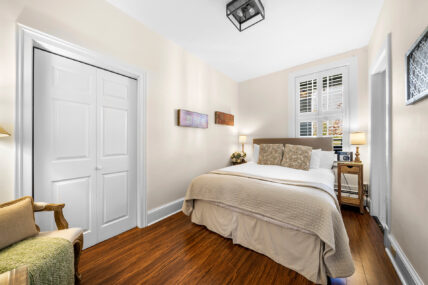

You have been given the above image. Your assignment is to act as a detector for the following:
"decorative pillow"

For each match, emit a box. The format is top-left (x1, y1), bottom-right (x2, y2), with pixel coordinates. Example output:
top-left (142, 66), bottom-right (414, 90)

top-left (258, 144), bottom-right (284, 165)
top-left (252, 144), bottom-right (260, 163)
top-left (0, 197), bottom-right (38, 250)
top-left (319, 151), bottom-right (336, 169)
top-left (281, 144), bottom-right (312, 170)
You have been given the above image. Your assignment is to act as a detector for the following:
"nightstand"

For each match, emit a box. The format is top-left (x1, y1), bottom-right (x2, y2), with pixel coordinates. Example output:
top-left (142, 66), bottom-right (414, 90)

top-left (337, 162), bottom-right (364, 214)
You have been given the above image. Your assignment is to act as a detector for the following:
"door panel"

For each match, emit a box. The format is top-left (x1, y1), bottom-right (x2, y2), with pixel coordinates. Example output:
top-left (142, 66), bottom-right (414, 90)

top-left (34, 49), bottom-right (137, 248)
top-left (102, 172), bottom-right (129, 224)
top-left (53, 100), bottom-right (90, 160)
top-left (96, 69), bottom-right (137, 242)
top-left (102, 107), bottom-right (128, 156)
top-left (54, 177), bottom-right (91, 231)
top-left (34, 49), bottom-right (98, 248)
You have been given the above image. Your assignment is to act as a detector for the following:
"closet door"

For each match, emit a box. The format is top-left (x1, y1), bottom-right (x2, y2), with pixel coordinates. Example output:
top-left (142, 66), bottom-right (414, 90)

top-left (96, 69), bottom-right (137, 242)
top-left (34, 49), bottom-right (98, 247)
top-left (34, 49), bottom-right (138, 248)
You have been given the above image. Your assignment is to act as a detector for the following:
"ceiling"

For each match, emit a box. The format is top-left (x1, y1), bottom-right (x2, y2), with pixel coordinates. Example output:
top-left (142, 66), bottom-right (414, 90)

top-left (107, 0), bottom-right (384, 82)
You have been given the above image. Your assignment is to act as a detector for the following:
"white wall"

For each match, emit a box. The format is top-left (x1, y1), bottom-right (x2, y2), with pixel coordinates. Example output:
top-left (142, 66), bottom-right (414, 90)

top-left (0, 0), bottom-right (239, 210)
top-left (238, 47), bottom-right (370, 182)
top-left (368, 0), bottom-right (428, 282)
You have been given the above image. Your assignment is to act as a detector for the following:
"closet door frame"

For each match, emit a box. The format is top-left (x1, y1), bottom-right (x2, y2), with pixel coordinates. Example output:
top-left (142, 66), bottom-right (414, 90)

top-left (15, 25), bottom-right (148, 228)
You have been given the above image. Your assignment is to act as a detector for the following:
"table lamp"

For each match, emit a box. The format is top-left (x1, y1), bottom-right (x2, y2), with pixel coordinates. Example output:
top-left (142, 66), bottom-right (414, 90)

top-left (350, 132), bottom-right (366, 163)
top-left (0, 126), bottom-right (10, 138)
top-left (239, 135), bottom-right (247, 152)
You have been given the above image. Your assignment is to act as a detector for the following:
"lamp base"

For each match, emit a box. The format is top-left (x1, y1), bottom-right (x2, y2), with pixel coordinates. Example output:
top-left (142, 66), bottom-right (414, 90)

top-left (354, 146), bottom-right (362, 163)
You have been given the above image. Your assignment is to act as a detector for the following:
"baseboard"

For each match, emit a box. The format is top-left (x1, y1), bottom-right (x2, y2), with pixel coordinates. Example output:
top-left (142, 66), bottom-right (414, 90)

top-left (147, 198), bottom-right (184, 226)
top-left (386, 233), bottom-right (424, 285)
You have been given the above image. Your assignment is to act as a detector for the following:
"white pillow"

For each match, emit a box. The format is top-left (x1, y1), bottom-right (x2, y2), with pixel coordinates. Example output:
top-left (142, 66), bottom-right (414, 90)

top-left (310, 149), bottom-right (322, 169)
top-left (319, 151), bottom-right (336, 169)
top-left (252, 144), bottom-right (260, 163)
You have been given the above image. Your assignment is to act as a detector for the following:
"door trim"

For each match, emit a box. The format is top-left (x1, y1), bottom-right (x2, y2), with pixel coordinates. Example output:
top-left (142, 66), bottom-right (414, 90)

top-left (368, 34), bottom-right (392, 236)
top-left (15, 24), bottom-right (148, 228)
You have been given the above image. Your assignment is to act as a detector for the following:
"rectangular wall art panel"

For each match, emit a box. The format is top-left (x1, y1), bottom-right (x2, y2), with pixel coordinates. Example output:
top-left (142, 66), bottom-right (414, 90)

top-left (177, 109), bottom-right (208, 128)
top-left (215, 111), bottom-right (234, 126)
top-left (406, 26), bottom-right (428, 105)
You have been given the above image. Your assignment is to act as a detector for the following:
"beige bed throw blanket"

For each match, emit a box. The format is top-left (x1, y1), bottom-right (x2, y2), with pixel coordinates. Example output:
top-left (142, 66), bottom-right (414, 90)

top-left (182, 170), bottom-right (355, 281)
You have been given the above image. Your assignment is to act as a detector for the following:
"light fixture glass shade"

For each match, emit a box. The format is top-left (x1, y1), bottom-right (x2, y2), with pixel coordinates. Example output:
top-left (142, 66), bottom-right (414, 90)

top-left (239, 135), bottom-right (247, 144)
top-left (226, 0), bottom-right (265, 32)
top-left (0, 126), bottom-right (10, 138)
top-left (350, 132), bottom-right (366, 145)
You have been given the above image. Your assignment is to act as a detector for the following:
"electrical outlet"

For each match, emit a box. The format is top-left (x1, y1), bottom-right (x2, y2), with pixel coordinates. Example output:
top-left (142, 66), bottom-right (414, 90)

top-left (390, 246), bottom-right (397, 257)
top-left (363, 183), bottom-right (369, 195)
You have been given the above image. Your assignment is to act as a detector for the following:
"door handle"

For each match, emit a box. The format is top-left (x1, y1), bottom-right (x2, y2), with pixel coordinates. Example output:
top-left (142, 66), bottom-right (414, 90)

top-left (95, 165), bottom-right (103, 170)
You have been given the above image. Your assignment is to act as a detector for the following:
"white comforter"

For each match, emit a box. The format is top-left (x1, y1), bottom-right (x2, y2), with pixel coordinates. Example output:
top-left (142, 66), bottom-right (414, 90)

top-left (218, 162), bottom-right (336, 197)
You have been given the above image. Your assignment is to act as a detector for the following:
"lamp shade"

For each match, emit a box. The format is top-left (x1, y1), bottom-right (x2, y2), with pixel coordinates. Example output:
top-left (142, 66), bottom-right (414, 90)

top-left (239, 135), bottom-right (247, 144)
top-left (350, 132), bottom-right (366, 145)
top-left (0, 126), bottom-right (10, 138)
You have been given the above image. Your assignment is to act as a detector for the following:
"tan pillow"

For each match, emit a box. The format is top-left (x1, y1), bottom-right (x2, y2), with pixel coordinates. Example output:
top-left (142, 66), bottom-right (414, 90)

top-left (281, 144), bottom-right (312, 170)
top-left (258, 144), bottom-right (284, 165)
top-left (0, 197), bottom-right (38, 249)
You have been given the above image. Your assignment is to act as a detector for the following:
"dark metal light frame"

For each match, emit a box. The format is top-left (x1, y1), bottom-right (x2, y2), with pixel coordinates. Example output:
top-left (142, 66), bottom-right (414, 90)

top-left (226, 0), bottom-right (265, 32)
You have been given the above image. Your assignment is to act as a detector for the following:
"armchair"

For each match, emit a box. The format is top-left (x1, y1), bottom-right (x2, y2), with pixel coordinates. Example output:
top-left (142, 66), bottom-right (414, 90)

top-left (32, 200), bottom-right (83, 281)
top-left (0, 196), bottom-right (83, 283)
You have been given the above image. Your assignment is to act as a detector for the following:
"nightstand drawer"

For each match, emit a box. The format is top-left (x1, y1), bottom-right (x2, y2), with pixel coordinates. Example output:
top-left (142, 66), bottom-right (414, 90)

top-left (339, 165), bottom-right (360, 174)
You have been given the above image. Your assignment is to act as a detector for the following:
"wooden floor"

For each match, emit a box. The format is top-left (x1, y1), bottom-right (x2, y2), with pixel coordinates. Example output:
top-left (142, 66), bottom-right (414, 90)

top-left (80, 207), bottom-right (401, 284)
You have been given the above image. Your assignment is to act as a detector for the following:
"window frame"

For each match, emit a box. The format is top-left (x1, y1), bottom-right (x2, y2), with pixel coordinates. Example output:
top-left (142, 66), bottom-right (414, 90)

top-left (288, 57), bottom-right (358, 151)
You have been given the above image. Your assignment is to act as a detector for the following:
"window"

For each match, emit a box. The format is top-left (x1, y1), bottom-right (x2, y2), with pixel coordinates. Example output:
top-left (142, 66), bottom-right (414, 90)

top-left (295, 66), bottom-right (348, 152)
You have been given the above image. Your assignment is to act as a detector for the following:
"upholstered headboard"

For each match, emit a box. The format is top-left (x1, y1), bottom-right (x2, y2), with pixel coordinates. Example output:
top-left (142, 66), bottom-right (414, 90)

top-left (252, 137), bottom-right (333, 151)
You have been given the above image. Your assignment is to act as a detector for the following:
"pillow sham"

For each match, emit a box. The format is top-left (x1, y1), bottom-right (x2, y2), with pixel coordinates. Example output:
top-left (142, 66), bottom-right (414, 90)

top-left (258, 144), bottom-right (284, 165)
top-left (319, 151), bottom-right (336, 169)
top-left (0, 197), bottom-right (38, 250)
top-left (310, 149), bottom-right (322, 169)
top-left (281, 144), bottom-right (312, 170)
top-left (252, 144), bottom-right (260, 163)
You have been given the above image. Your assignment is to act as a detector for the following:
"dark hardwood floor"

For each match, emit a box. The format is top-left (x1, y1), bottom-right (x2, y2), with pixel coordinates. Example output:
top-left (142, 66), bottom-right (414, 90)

top-left (80, 207), bottom-right (401, 284)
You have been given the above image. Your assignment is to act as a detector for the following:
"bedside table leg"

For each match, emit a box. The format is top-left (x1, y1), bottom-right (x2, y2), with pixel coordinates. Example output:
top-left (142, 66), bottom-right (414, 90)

top-left (359, 168), bottom-right (364, 214)
top-left (337, 167), bottom-right (342, 206)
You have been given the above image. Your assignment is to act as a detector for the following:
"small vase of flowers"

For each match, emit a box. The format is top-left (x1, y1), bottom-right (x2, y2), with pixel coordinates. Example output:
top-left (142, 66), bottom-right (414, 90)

top-left (230, 151), bottom-right (247, 165)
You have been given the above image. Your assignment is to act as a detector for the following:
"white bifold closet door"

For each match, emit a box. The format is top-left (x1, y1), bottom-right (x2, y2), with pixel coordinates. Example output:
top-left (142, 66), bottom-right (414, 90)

top-left (33, 49), bottom-right (137, 248)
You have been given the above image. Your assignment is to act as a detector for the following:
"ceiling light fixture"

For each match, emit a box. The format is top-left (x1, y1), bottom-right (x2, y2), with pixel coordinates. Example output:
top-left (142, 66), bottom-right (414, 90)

top-left (226, 0), bottom-right (265, 32)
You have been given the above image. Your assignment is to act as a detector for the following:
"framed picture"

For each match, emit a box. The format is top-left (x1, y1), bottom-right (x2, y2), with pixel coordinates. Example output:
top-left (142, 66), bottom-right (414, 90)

top-left (405, 26), bottom-right (428, 105)
top-left (337, 151), bottom-right (353, 162)
top-left (215, 111), bottom-right (234, 126)
top-left (177, 109), bottom-right (208, 129)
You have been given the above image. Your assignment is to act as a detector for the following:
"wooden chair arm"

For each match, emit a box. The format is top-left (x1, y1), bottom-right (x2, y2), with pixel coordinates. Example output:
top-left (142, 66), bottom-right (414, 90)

top-left (33, 202), bottom-right (69, 230)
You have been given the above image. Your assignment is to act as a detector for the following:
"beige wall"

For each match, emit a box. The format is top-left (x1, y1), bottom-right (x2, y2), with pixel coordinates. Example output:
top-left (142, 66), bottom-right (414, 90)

top-left (368, 0), bottom-right (428, 282)
top-left (0, 0), bottom-right (239, 209)
top-left (238, 47), bottom-right (370, 181)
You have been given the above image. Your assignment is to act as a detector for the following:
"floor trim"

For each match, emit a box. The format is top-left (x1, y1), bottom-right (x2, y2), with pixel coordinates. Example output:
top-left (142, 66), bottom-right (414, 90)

top-left (147, 198), bottom-right (184, 226)
top-left (386, 233), bottom-right (424, 285)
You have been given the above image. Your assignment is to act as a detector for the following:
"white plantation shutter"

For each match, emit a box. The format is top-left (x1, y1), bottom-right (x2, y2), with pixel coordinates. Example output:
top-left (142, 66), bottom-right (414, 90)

top-left (299, 79), bottom-right (317, 114)
top-left (296, 66), bottom-right (348, 152)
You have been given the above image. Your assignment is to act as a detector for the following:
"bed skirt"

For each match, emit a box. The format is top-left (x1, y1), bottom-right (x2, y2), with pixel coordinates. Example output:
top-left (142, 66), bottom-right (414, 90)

top-left (191, 200), bottom-right (329, 284)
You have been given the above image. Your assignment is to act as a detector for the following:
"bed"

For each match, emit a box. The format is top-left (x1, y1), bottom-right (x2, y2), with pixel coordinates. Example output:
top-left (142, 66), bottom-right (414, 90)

top-left (182, 138), bottom-right (354, 284)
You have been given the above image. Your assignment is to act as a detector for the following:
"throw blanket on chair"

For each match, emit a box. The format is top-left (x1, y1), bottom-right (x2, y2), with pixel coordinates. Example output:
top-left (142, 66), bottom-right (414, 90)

top-left (0, 237), bottom-right (74, 285)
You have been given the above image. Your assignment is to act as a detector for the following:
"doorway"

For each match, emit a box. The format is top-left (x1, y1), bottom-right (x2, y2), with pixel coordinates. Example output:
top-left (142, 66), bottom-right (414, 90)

top-left (369, 34), bottom-right (392, 237)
